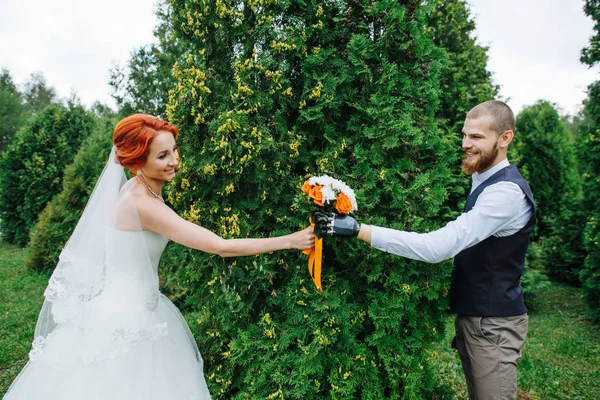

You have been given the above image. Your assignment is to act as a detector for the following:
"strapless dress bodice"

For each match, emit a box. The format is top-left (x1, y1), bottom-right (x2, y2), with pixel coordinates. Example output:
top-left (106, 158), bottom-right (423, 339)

top-left (105, 228), bottom-right (168, 274)
top-left (100, 229), bottom-right (169, 310)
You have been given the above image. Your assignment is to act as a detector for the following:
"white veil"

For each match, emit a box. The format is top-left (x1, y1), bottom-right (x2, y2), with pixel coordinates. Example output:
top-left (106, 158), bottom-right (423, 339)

top-left (6, 144), bottom-right (212, 400)
top-left (29, 146), bottom-right (159, 362)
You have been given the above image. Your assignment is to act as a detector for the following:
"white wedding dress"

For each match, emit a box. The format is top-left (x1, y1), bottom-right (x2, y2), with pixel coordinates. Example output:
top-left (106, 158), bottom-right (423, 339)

top-left (4, 149), bottom-right (212, 399)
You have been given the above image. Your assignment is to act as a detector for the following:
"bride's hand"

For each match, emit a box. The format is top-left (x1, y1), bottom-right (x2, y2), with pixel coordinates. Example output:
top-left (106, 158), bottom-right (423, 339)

top-left (289, 226), bottom-right (315, 250)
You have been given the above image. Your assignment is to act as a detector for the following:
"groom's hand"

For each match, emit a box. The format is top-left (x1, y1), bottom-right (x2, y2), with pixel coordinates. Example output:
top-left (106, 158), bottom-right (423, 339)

top-left (314, 211), bottom-right (360, 238)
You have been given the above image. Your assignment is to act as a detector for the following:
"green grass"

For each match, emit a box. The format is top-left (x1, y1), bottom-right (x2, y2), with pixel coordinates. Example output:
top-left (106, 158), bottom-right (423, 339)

top-left (431, 282), bottom-right (600, 399)
top-left (0, 243), bottom-right (47, 397)
top-left (517, 284), bottom-right (600, 399)
top-left (1, 244), bottom-right (599, 399)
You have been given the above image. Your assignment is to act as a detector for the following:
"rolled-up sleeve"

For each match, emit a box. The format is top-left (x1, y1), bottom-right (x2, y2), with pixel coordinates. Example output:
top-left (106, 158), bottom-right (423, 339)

top-left (370, 182), bottom-right (526, 263)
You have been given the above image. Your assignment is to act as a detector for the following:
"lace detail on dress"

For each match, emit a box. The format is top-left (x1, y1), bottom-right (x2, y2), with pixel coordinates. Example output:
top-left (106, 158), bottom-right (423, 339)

top-left (29, 323), bottom-right (169, 365)
top-left (45, 249), bottom-right (105, 303)
top-left (44, 274), bottom-right (66, 300)
top-left (102, 322), bottom-right (169, 361)
top-left (44, 249), bottom-right (108, 324)
top-left (112, 323), bottom-right (168, 349)
top-left (28, 336), bottom-right (49, 361)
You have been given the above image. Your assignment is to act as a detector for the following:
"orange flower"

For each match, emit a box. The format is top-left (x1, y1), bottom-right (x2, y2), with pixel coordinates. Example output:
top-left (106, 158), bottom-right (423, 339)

top-left (309, 185), bottom-right (324, 206)
top-left (335, 192), bottom-right (353, 214)
top-left (301, 180), bottom-right (312, 194)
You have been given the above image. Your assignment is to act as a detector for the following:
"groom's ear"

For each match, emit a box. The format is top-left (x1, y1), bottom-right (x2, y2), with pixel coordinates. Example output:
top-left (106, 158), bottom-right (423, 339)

top-left (499, 129), bottom-right (514, 148)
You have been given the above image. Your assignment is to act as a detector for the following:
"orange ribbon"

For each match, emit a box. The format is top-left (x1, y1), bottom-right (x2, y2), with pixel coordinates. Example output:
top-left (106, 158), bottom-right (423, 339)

top-left (303, 218), bottom-right (323, 291)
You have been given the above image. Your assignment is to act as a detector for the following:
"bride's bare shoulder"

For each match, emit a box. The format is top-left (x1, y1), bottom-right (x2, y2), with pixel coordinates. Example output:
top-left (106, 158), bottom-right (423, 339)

top-left (114, 179), bottom-right (168, 226)
top-left (119, 179), bottom-right (159, 205)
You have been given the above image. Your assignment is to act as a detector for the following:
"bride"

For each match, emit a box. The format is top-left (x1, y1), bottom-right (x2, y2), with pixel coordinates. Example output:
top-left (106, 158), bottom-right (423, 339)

top-left (3, 114), bottom-right (315, 399)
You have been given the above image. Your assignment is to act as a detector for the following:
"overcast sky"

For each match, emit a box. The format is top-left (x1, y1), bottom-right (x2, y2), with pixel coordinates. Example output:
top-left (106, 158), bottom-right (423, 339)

top-left (0, 0), bottom-right (597, 116)
top-left (468, 0), bottom-right (598, 115)
top-left (0, 0), bottom-right (158, 107)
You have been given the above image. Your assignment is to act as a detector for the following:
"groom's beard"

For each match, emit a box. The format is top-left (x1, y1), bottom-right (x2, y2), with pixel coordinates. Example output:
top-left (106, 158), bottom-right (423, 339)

top-left (461, 142), bottom-right (499, 176)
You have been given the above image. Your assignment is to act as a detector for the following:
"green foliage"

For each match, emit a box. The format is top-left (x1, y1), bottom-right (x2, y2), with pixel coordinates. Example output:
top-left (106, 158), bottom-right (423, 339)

top-left (524, 240), bottom-right (544, 271)
top-left (521, 242), bottom-right (551, 311)
top-left (163, 1), bottom-right (457, 398)
top-left (0, 69), bottom-right (19, 95)
top-left (110, 1), bottom-right (180, 118)
top-left (579, 82), bottom-right (600, 322)
top-left (432, 281), bottom-right (600, 400)
top-left (521, 269), bottom-right (551, 312)
top-left (514, 100), bottom-right (580, 235)
top-left (26, 118), bottom-right (114, 271)
top-left (578, 1), bottom-right (600, 321)
top-left (516, 283), bottom-right (600, 400)
top-left (21, 72), bottom-right (57, 115)
top-left (581, 0), bottom-right (600, 67)
top-left (538, 194), bottom-right (587, 285)
top-left (580, 216), bottom-right (600, 321)
top-left (89, 101), bottom-right (118, 119)
top-left (426, 0), bottom-right (499, 135)
top-left (4, 250), bottom-right (600, 399)
top-left (513, 100), bottom-right (586, 283)
top-left (0, 68), bottom-right (29, 152)
top-left (425, 0), bottom-right (500, 219)
top-left (0, 244), bottom-right (47, 398)
top-left (0, 104), bottom-right (94, 246)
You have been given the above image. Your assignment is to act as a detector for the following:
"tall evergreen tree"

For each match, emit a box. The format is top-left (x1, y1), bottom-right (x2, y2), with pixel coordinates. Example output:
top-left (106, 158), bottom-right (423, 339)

top-left (22, 72), bottom-right (57, 114)
top-left (426, 0), bottom-right (500, 218)
top-left (579, 0), bottom-right (600, 320)
top-left (109, 0), bottom-right (181, 117)
top-left (579, 82), bottom-right (600, 320)
top-left (0, 104), bottom-right (94, 245)
top-left (426, 0), bottom-right (499, 136)
top-left (26, 117), bottom-right (114, 271)
top-left (514, 101), bottom-right (581, 238)
top-left (514, 100), bottom-right (585, 283)
top-left (164, 1), bottom-right (455, 398)
top-left (0, 68), bottom-right (28, 151)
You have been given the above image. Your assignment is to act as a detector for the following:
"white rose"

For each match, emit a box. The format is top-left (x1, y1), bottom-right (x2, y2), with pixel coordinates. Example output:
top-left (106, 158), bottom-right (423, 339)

top-left (320, 185), bottom-right (336, 203)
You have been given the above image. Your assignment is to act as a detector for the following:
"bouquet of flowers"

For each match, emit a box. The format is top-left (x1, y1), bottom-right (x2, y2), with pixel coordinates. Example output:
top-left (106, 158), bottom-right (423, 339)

top-left (301, 175), bottom-right (358, 290)
top-left (302, 175), bottom-right (358, 214)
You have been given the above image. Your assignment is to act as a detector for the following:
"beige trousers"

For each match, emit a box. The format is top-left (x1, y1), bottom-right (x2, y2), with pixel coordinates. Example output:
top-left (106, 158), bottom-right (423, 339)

top-left (453, 314), bottom-right (528, 400)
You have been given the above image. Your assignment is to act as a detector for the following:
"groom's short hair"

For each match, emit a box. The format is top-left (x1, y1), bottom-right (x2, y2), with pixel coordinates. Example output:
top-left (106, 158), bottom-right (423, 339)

top-left (466, 100), bottom-right (515, 134)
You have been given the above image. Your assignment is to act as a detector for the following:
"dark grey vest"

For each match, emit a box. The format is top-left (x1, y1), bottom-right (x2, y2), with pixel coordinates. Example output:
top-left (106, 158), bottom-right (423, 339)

top-left (450, 164), bottom-right (536, 317)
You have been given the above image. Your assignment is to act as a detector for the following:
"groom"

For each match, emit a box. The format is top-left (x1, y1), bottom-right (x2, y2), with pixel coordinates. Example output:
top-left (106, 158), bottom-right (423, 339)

top-left (317, 100), bottom-right (535, 400)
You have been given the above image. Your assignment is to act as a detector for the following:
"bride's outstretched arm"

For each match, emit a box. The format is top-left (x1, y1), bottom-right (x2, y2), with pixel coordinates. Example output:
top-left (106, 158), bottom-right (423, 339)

top-left (137, 199), bottom-right (315, 257)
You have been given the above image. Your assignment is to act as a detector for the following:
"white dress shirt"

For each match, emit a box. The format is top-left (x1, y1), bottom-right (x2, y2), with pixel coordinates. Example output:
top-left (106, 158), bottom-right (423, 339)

top-left (370, 159), bottom-right (533, 263)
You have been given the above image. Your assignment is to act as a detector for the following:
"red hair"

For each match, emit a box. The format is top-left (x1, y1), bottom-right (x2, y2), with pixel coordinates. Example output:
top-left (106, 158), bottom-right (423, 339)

top-left (113, 114), bottom-right (179, 171)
